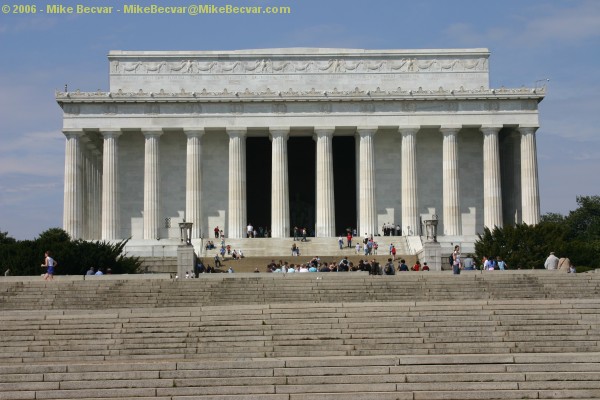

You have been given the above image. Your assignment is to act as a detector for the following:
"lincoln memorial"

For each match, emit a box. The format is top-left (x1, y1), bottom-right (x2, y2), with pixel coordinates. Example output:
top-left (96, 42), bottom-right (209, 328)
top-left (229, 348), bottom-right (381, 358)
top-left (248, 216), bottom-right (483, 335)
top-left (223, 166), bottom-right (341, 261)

top-left (56, 48), bottom-right (544, 253)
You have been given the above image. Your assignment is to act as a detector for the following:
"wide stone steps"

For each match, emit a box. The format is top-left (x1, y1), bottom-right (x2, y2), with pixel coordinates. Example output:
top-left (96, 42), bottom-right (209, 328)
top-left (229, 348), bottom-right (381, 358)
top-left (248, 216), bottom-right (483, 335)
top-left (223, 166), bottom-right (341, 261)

top-left (1, 299), bottom-right (599, 364)
top-left (1, 273), bottom-right (600, 399)
top-left (197, 236), bottom-right (411, 258)
top-left (2, 272), bottom-right (600, 310)
top-left (0, 353), bottom-right (599, 400)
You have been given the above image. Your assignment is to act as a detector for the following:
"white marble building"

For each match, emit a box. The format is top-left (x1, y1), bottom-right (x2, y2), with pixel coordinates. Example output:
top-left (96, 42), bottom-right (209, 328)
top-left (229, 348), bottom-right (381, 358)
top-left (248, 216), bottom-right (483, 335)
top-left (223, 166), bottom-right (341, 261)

top-left (57, 48), bottom-right (544, 247)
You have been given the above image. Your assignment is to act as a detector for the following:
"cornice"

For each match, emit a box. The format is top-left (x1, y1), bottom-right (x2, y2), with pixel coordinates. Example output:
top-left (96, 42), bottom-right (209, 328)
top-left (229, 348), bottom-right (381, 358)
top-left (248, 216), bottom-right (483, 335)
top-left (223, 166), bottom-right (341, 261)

top-left (56, 86), bottom-right (546, 104)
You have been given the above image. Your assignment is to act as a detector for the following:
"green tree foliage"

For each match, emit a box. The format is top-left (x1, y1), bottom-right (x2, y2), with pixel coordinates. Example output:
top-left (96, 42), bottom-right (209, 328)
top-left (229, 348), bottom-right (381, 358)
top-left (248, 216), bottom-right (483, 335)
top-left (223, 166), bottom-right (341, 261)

top-left (475, 195), bottom-right (600, 269)
top-left (0, 228), bottom-right (141, 276)
top-left (475, 223), bottom-right (568, 269)
top-left (0, 230), bottom-right (16, 245)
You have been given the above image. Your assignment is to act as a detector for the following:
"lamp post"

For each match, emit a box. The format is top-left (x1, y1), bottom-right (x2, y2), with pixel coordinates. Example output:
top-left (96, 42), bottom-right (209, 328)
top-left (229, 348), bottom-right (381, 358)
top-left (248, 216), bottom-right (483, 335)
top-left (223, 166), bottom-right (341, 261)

top-left (177, 220), bottom-right (195, 279)
top-left (424, 214), bottom-right (438, 243)
top-left (179, 220), bottom-right (193, 245)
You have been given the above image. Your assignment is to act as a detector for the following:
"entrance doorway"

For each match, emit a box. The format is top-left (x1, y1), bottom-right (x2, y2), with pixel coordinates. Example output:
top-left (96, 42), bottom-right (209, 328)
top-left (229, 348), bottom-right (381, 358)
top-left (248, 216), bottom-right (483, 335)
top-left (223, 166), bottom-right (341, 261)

top-left (333, 136), bottom-right (357, 235)
top-left (246, 137), bottom-right (271, 235)
top-left (288, 137), bottom-right (316, 236)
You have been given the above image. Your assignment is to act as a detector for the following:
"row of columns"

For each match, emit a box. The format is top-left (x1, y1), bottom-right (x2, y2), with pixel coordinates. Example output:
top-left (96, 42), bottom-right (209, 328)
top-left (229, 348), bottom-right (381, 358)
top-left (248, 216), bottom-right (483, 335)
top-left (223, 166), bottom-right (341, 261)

top-left (63, 125), bottom-right (541, 240)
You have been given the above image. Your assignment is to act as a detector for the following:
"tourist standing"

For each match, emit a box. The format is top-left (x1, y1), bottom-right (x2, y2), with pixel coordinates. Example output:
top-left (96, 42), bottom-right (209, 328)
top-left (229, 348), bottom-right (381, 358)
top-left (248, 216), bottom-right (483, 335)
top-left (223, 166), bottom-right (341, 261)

top-left (452, 245), bottom-right (461, 274)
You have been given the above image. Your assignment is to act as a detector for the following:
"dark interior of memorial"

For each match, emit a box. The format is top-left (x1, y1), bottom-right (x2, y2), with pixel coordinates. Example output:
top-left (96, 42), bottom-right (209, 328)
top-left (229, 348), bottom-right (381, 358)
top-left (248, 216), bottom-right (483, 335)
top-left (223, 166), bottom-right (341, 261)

top-left (288, 137), bottom-right (316, 235)
top-left (332, 136), bottom-right (356, 235)
top-left (245, 135), bottom-right (356, 237)
top-left (246, 137), bottom-right (272, 234)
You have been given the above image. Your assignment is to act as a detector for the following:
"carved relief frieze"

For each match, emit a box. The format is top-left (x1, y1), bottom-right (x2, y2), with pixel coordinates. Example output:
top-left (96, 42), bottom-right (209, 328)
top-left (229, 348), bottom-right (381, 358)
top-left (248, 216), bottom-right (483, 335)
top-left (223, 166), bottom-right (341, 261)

top-left (110, 56), bottom-right (490, 76)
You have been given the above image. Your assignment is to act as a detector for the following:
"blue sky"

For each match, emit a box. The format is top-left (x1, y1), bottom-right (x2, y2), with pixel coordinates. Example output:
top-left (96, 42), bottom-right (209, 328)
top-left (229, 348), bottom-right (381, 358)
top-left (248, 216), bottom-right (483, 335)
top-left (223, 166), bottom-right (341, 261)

top-left (1, 0), bottom-right (599, 239)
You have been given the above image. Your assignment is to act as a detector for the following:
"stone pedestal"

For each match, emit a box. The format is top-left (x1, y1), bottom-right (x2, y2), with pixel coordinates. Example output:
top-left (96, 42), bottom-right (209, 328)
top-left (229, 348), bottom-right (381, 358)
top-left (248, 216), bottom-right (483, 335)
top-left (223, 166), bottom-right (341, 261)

top-left (421, 241), bottom-right (443, 271)
top-left (176, 245), bottom-right (196, 279)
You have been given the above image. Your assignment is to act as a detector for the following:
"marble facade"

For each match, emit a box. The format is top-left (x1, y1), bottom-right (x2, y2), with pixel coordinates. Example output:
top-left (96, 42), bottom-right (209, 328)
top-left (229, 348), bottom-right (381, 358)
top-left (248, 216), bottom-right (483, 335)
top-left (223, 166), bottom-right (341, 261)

top-left (57, 48), bottom-right (544, 242)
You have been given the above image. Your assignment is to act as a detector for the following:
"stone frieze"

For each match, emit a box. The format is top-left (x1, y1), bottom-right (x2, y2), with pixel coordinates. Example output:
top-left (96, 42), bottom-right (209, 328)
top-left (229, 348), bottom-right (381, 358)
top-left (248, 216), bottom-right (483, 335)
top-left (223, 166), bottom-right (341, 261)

top-left (110, 57), bottom-right (489, 75)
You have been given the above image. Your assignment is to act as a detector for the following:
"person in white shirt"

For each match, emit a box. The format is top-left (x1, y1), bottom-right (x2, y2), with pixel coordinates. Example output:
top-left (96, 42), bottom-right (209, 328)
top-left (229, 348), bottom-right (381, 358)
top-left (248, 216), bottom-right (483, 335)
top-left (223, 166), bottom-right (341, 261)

top-left (544, 252), bottom-right (559, 270)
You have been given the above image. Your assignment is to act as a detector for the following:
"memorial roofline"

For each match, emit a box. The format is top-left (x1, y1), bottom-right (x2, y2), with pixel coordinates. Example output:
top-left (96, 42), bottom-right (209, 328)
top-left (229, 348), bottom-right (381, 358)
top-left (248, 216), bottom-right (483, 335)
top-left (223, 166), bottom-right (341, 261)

top-left (108, 48), bottom-right (490, 59)
top-left (56, 86), bottom-right (546, 103)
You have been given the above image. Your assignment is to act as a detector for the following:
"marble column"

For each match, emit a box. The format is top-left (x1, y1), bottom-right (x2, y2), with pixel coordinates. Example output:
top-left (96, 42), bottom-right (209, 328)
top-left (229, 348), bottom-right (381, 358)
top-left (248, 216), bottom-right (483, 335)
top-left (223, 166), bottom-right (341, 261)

top-left (143, 129), bottom-right (162, 240)
top-left (227, 127), bottom-right (247, 239)
top-left (81, 139), bottom-right (92, 240)
top-left (481, 126), bottom-right (503, 229)
top-left (101, 130), bottom-right (121, 240)
top-left (315, 127), bottom-right (336, 237)
top-left (401, 127), bottom-right (419, 236)
top-left (63, 129), bottom-right (84, 239)
top-left (357, 127), bottom-right (377, 236)
top-left (91, 150), bottom-right (102, 240)
top-left (520, 126), bottom-right (540, 225)
top-left (270, 127), bottom-right (290, 238)
top-left (185, 129), bottom-right (204, 239)
top-left (440, 126), bottom-right (461, 235)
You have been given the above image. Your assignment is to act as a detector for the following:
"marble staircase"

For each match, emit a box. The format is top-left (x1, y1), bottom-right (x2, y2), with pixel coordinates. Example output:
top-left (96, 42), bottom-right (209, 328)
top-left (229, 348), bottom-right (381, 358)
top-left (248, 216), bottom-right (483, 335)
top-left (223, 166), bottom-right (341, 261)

top-left (1, 272), bottom-right (599, 399)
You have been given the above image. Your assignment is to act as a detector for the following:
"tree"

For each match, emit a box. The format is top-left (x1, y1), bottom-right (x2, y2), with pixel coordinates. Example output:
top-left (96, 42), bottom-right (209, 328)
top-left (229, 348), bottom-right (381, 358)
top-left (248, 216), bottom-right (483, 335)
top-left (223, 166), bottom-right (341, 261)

top-left (475, 195), bottom-right (600, 270)
top-left (566, 195), bottom-right (600, 241)
top-left (0, 230), bottom-right (16, 245)
top-left (0, 228), bottom-right (141, 276)
top-left (475, 222), bottom-right (568, 269)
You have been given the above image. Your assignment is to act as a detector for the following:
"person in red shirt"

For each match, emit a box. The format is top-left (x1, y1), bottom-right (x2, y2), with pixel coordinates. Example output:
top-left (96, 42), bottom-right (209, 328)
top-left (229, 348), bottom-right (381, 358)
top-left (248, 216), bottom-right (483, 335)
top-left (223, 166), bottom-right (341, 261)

top-left (411, 261), bottom-right (421, 271)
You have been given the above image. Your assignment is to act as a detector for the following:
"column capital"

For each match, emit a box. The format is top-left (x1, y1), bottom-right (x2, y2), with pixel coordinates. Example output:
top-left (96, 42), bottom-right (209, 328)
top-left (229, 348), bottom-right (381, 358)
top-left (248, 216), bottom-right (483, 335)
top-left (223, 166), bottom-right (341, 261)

top-left (518, 126), bottom-right (539, 135)
top-left (184, 128), bottom-right (205, 138)
top-left (269, 126), bottom-right (290, 138)
top-left (226, 127), bottom-right (247, 138)
top-left (480, 125), bottom-right (502, 135)
top-left (440, 126), bottom-right (461, 136)
top-left (62, 129), bottom-right (85, 138)
top-left (142, 129), bottom-right (163, 138)
top-left (356, 126), bottom-right (377, 137)
top-left (399, 126), bottom-right (420, 136)
top-left (314, 127), bottom-right (335, 137)
top-left (99, 129), bottom-right (122, 139)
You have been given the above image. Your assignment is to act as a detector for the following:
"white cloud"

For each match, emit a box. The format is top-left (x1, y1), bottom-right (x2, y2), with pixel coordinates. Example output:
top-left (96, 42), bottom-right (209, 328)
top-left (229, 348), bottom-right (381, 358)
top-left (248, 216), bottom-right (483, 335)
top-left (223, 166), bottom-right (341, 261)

top-left (444, 1), bottom-right (600, 48)
top-left (517, 0), bottom-right (600, 45)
